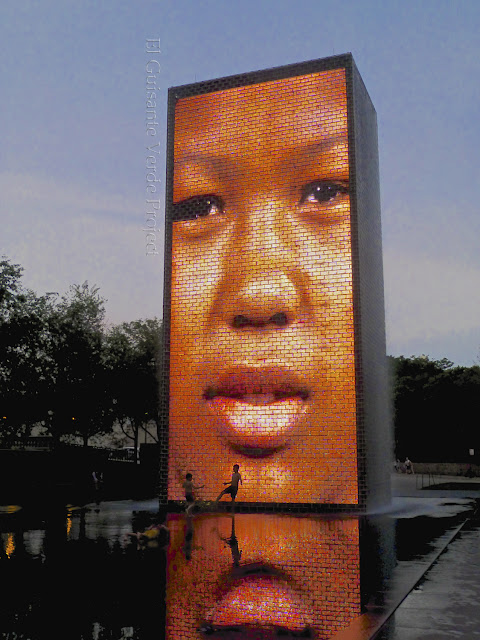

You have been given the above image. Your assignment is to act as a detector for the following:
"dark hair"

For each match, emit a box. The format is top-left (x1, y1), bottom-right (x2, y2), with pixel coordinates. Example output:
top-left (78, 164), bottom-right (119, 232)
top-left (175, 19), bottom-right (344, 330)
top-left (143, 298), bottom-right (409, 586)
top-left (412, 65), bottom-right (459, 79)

top-left (233, 464), bottom-right (239, 470)
top-left (186, 473), bottom-right (192, 480)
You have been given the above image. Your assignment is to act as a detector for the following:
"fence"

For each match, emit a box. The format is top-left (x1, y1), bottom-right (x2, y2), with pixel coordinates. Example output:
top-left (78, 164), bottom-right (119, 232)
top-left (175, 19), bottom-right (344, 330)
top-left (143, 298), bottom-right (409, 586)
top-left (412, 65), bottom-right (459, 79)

top-left (2, 438), bottom-right (136, 462)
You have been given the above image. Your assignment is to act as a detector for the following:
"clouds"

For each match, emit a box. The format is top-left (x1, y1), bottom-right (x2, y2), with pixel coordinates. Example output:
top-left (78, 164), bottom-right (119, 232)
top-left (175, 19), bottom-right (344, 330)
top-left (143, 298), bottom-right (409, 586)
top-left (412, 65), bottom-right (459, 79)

top-left (1, 171), bottom-right (164, 325)
top-left (1, 172), bottom-right (140, 219)
top-left (2, 0), bottom-right (479, 365)
top-left (384, 247), bottom-right (480, 349)
top-left (381, 192), bottom-right (480, 365)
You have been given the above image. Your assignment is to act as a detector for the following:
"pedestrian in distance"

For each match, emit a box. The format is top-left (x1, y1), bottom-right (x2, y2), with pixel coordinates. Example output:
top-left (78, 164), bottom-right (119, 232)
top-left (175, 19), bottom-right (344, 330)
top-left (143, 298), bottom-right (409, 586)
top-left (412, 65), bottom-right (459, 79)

top-left (405, 457), bottom-right (414, 474)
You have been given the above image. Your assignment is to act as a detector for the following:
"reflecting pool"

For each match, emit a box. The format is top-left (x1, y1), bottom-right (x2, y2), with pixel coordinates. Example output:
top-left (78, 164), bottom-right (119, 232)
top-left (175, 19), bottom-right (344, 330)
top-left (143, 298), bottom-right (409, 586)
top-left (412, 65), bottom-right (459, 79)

top-left (0, 498), bottom-right (473, 639)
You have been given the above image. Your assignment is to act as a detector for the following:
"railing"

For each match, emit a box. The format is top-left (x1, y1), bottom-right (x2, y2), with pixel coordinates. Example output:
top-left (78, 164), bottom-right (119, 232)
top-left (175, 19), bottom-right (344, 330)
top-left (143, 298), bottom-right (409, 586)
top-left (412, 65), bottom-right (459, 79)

top-left (107, 450), bottom-right (136, 463)
top-left (1, 438), bottom-right (136, 462)
top-left (3, 437), bottom-right (52, 450)
top-left (416, 472), bottom-right (437, 490)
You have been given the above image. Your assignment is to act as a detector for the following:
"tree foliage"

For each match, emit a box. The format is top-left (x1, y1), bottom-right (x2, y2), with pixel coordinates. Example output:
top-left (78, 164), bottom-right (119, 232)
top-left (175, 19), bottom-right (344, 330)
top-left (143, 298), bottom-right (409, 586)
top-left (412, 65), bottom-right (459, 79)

top-left (390, 355), bottom-right (480, 461)
top-left (103, 319), bottom-right (162, 460)
top-left (46, 282), bottom-right (112, 446)
top-left (7, 252), bottom-right (478, 464)
top-left (1, 258), bottom-right (60, 438)
top-left (0, 257), bottom-right (162, 449)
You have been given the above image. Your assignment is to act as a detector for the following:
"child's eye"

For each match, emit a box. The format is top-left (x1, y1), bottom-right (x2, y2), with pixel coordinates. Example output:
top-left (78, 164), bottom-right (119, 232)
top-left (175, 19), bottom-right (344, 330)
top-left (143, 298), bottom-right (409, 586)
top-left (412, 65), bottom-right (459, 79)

top-left (172, 194), bottom-right (225, 221)
top-left (300, 181), bottom-right (349, 205)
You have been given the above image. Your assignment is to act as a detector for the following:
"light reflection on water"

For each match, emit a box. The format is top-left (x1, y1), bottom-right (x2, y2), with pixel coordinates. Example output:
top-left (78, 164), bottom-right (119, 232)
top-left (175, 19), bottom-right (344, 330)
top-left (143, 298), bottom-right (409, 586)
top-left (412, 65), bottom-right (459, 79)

top-left (4, 532), bottom-right (15, 558)
top-left (166, 513), bottom-right (361, 639)
top-left (0, 502), bottom-right (365, 639)
top-left (0, 499), bottom-right (470, 639)
top-left (0, 501), bottom-right (167, 640)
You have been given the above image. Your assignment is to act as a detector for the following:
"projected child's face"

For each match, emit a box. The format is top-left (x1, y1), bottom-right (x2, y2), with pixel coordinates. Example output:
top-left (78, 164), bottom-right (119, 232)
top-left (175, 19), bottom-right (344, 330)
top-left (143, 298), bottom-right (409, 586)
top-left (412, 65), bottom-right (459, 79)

top-left (168, 69), bottom-right (358, 504)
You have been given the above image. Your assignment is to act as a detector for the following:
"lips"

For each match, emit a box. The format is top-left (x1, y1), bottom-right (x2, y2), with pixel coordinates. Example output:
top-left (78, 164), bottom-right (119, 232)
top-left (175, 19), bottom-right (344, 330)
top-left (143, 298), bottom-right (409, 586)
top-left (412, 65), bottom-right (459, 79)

top-left (203, 571), bottom-right (315, 636)
top-left (204, 366), bottom-right (309, 456)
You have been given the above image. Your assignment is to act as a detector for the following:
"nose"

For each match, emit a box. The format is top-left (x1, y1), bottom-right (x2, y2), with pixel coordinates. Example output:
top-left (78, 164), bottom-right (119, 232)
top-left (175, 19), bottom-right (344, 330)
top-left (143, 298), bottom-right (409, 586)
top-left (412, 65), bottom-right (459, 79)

top-left (230, 272), bottom-right (301, 328)
top-left (217, 200), bottom-right (302, 329)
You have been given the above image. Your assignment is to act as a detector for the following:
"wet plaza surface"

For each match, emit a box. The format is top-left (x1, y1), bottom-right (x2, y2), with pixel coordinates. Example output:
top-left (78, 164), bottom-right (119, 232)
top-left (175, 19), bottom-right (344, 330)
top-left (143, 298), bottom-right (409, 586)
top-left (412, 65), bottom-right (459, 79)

top-left (1, 477), bottom-right (479, 639)
top-left (377, 517), bottom-right (480, 640)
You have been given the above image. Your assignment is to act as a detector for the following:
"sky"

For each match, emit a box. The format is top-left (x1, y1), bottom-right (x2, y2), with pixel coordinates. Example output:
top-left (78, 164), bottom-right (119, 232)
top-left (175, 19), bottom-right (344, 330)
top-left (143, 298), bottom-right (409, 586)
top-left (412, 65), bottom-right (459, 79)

top-left (1, 0), bottom-right (479, 366)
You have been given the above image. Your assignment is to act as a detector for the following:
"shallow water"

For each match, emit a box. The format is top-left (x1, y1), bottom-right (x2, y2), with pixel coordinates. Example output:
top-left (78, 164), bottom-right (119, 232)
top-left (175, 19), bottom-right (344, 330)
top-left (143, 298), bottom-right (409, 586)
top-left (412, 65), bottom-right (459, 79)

top-left (0, 498), bottom-right (474, 639)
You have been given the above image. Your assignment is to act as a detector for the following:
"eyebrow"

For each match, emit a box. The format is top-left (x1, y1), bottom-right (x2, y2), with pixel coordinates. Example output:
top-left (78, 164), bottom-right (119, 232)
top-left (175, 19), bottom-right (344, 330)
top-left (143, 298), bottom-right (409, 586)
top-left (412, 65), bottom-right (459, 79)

top-left (174, 153), bottom-right (231, 173)
top-left (292, 136), bottom-right (348, 159)
top-left (174, 135), bottom-right (348, 172)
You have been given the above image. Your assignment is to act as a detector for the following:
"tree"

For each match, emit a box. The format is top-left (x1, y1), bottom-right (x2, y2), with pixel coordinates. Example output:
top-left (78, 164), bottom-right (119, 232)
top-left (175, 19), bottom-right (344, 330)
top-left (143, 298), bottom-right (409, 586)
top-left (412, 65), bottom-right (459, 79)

top-left (446, 365), bottom-right (480, 457)
top-left (0, 257), bottom-right (25, 321)
top-left (389, 355), bottom-right (480, 461)
top-left (0, 258), bottom-right (59, 441)
top-left (104, 318), bottom-right (162, 461)
top-left (46, 282), bottom-right (114, 446)
top-left (1, 256), bottom-right (161, 451)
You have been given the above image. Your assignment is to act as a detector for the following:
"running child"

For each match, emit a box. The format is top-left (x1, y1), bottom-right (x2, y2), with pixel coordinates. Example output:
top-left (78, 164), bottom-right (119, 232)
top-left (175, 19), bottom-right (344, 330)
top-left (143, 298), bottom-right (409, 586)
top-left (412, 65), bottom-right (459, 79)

top-left (216, 464), bottom-right (242, 503)
top-left (183, 472), bottom-right (204, 514)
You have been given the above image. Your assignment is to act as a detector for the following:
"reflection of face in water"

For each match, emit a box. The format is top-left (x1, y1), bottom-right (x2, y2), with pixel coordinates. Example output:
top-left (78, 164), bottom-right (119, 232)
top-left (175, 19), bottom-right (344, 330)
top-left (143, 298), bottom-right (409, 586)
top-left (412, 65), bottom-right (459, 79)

top-left (166, 514), bottom-right (360, 638)
top-left (169, 69), bottom-right (358, 504)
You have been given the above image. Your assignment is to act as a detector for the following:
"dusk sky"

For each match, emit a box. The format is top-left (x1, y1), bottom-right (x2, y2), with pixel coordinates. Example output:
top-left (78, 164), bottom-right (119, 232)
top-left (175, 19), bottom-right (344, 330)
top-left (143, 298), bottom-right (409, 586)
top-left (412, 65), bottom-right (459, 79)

top-left (2, 0), bottom-right (479, 366)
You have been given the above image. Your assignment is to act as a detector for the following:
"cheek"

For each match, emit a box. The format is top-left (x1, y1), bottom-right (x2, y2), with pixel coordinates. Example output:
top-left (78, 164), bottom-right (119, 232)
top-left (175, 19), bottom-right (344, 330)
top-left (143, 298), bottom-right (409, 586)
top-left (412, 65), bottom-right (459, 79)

top-left (297, 220), bottom-right (353, 304)
top-left (295, 222), bottom-right (355, 385)
top-left (171, 265), bottom-right (210, 325)
top-left (171, 227), bottom-right (233, 331)
top-left (171, 245), bottom-right (220, 329)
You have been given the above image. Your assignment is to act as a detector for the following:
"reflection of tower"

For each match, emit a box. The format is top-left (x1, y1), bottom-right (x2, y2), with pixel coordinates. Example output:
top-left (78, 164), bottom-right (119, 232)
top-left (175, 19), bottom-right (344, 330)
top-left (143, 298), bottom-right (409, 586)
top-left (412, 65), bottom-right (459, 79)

top-left (360, 515), bottom-right (396, 609)
top-left (166, 513), bottom-right (362, 639)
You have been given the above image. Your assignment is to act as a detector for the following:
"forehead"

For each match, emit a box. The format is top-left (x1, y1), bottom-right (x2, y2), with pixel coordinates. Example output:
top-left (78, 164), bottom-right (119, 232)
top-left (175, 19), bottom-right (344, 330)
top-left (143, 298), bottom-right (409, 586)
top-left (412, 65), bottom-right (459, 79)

top-left (174, 69), bottom-right (348, 156)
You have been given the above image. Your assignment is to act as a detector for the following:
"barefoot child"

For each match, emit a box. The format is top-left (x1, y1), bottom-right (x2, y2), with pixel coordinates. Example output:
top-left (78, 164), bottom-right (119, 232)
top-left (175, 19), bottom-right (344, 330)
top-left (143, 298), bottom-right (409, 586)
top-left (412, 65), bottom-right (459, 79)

top-left (183, 473), bottom-right (204, 514)
top-left (216, 464), bottom-right (242, 503)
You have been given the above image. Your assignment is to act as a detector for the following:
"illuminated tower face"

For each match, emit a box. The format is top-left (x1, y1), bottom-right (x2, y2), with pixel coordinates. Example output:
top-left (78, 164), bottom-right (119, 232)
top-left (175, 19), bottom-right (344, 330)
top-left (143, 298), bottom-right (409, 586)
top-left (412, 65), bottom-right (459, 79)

top-left (163, 56), bottom-right (390, 509)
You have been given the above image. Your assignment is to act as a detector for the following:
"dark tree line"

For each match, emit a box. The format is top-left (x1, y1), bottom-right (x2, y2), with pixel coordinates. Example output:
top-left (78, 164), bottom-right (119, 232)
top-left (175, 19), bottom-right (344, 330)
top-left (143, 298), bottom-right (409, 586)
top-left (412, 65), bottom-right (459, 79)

top-left (0, 257), bottom-right (162, 457)
top-left (389, 355), bottom-right (480, 462)
top-left (3, 257), bottom-right (480, 464)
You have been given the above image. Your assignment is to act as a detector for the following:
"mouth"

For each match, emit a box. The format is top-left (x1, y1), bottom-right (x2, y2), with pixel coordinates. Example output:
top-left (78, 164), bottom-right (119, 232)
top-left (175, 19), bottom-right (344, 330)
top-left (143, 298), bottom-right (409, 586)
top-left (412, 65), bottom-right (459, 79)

top-left (200, 564), bottom-right (315, 638)
top-left (203, 367), bottom-right (309, 456)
